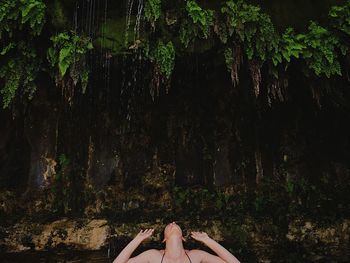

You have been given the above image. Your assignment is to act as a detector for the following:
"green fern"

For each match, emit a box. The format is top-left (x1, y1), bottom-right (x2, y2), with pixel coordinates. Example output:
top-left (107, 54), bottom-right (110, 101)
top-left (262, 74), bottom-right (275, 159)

top-left (302, 22), bottom-right (342, 78)
top-left (146, 40), bottom-right (175, 79)
top-left (329, 1), bottom-right (350, 35)
top-left (47, 32), bottom-right (93, 93)
top-left (145, 0), bottom-right (161, 26)
top-left (271, 28), bottom-right (306, 66)
top-left (0, 44), bottom-right (39, 108)
top-left (180, 0), bottom-right (214, 47)
top-left (220, 0), bottom-right (349, 81)
top-left (0, 0), bottom-right (45, 108)
top-left (221, 0), bottom-right (278, 61)
top-left (20, 0), bottom-right (46, 34)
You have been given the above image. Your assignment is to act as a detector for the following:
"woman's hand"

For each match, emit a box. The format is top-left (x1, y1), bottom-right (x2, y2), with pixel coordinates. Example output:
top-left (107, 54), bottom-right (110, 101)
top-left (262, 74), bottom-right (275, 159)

top-left (134, 229), bottom-right (154, 242)
top-left (191, 231), bottom-right (211, 243)
top-left (191, 231), bottom-right (241, 263)
top-left (113, 229), bottom-right (155, 263)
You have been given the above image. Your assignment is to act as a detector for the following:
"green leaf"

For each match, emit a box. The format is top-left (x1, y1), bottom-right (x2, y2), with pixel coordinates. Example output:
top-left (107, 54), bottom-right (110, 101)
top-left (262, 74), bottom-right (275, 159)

top-left (1, 43), bottom-right (15, 55)
top-left (21, 2), bottom-right (40, 20)
top-left (58, 47), bottom-right (72, 76)
top-left (145, 0), bottom-right (161, 24)
top-left (58, 59), bottom-right (70, 77)
top-left (87, 42), bottom-right (94, 50)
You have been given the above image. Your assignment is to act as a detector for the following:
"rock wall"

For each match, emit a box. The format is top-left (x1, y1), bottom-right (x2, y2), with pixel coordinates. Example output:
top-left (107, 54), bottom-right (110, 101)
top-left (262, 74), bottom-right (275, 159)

top-left (1, 1), bottom-right (350, 262)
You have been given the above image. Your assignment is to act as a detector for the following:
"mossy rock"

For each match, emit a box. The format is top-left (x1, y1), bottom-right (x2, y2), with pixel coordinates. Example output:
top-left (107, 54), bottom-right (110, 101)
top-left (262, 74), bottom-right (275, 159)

top-left (94, 17), bottom-right (137, 55)
top-left (47, 0), bottom-right (70, 29)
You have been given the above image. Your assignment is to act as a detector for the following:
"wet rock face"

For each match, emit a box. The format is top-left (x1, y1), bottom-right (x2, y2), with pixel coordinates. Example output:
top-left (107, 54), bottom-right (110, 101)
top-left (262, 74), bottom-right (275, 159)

top-left (86, 133), bottom-right (120, 190)
top-left (0, 87), bottom-right (58, 192)
top-left (0, 111), bottom-right (30, 190)
top-left (214, 139), bottom-right (232, 186)
top-left (25, 107), bottom-right (58, 190)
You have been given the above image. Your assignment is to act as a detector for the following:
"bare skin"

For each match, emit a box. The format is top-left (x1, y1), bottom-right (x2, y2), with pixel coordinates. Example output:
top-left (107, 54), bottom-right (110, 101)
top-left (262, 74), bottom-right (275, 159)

top-left (113, 222), bottom-right (240, 263)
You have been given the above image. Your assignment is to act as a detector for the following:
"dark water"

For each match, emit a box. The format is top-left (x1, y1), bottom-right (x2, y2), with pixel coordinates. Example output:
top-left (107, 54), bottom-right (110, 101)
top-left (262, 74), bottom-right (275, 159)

top-left (0, 251), bottom-right (112, 263)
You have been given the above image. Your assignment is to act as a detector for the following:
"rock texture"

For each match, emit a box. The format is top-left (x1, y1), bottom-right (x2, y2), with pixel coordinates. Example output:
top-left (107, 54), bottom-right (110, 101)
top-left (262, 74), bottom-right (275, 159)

top-left (1, 219), bottom-right (109, 252)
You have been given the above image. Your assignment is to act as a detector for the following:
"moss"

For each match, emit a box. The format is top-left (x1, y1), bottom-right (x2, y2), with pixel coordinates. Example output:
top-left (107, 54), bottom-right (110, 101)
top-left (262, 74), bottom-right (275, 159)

top-left (48, 0), bottom-right (69, 29)
top-left (94, 17), bottom-right (136, 55)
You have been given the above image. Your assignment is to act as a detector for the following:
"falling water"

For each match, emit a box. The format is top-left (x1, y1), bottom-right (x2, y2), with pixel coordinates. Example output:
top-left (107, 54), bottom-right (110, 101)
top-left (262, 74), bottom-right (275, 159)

top-left (100, 0), bottom-right (110, 95)
top-left (73, 1), bottom-right (79, 31)
top-left (101, 0), bottom-right (107, 66)
top-left (122, 0), bottom-right (135, 122)
top-left (86, 0), bottom-right (95, 37)
top-left (85, 0), bottom-right (89, 34)
top-left (121, 0), bottom-right (145, 124)
top-left (134, 0), bottom-right (144, 41)
top-left (73, 0), bottom-right (100, 37)
top-left (125, 0), bottom-right (144, 45)
top-left (91, 0), bottom-right (97, 37)
top-left (125, 0), bottom-right (135, 47)
top-left (71, 0), bottom-right (145, 119)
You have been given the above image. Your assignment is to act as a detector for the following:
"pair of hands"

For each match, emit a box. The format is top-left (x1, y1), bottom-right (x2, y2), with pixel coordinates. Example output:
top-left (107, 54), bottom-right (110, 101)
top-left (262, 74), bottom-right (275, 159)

top-left (135, 229), bottom-right (211, 243)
